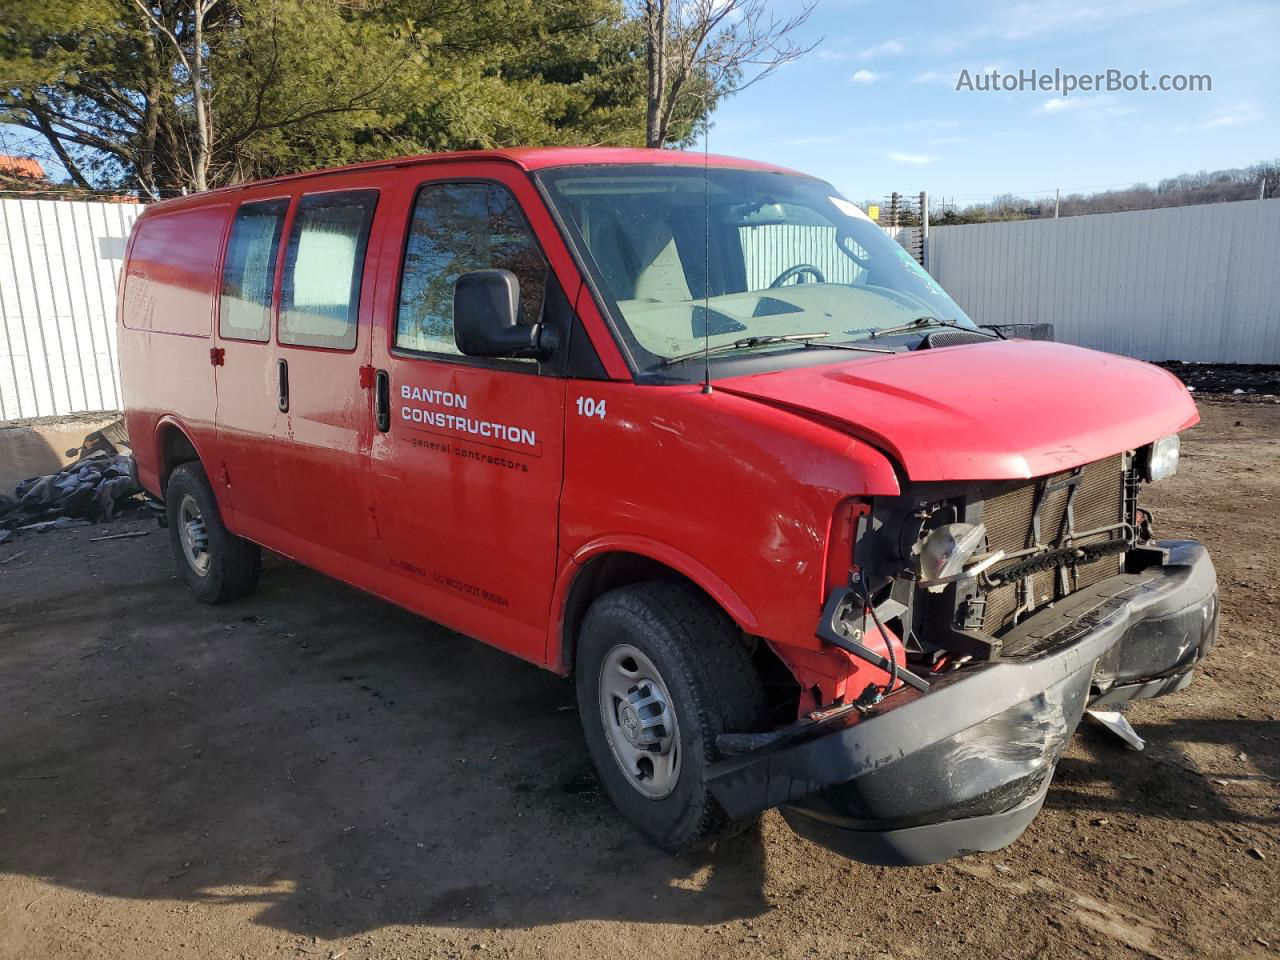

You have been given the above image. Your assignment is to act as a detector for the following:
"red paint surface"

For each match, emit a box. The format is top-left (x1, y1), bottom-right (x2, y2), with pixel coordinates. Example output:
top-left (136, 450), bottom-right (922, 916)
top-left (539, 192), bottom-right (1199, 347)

top-left (136, 147), bottom-right (804, 216)
top-left (718, 339), bottom-right (1198, 481)
top-left (119, 148), bottom-right (1198, 710)
top-left (121, 204), bottom-right (229, 336)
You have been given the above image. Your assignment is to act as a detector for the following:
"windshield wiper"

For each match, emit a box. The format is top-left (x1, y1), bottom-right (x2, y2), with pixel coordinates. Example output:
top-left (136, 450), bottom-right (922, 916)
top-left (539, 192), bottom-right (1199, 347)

top-left (869, 316), bottom-right (1003, 340)
top-left (661, 332), bottom-right (832, 366)
top-left (802, 340), bottom-right (895, 355)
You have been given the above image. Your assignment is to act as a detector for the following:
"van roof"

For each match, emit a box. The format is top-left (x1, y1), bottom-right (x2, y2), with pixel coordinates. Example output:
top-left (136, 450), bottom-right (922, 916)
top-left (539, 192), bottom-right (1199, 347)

top-left (142, 147), bottom-right (808, 213)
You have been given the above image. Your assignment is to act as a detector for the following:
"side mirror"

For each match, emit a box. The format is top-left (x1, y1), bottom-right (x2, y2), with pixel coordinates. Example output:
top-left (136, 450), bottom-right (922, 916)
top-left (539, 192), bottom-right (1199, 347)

top-left (453, 269), bottom-right (558, 359)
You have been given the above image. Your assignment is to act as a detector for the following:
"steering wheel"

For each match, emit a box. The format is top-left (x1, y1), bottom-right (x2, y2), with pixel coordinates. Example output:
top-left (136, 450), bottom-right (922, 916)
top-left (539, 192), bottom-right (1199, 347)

top-left (769, 264), bottom-right (826, 288)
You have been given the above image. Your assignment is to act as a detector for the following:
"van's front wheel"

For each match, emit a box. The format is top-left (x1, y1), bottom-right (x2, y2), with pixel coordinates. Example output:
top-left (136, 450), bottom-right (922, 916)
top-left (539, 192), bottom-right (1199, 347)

top-left (165, 462), bottom-right (260, 604)
top-left (575, 582), bottom-right (767, 853)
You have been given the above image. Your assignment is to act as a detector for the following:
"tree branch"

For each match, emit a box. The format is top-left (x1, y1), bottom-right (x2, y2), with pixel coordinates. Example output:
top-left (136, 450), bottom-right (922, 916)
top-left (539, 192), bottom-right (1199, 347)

top-left (128, 0), bottom-right (194, 76)
top-left (30, 108), bottom-right (94, 189)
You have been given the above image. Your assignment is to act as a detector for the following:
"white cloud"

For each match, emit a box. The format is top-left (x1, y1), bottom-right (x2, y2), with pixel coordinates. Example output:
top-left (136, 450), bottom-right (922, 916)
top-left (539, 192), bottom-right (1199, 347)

top-left (888, 152), bottom-right (934, 165)
top-left (850, 69), bottom-right (882, 85)
top-left (1205, 103), bottom-right (1263, 128)
top-left (996, 0), bottom-right (1185, 40)
top-left (1035, 95), bottom-right (1135, 118)
top-left (1175, 102), bottom-right (1265, 133)
top-left (998, 3), bottom-right (1107, 39)
top-left (860, 39), bottom-right (904, 59)
top-left (911, 66), bottom-right (994, 86)
top-left (928, 0), bottom-right (1189, 53)
top-left (1037, 97), bottom-right (1078, 114)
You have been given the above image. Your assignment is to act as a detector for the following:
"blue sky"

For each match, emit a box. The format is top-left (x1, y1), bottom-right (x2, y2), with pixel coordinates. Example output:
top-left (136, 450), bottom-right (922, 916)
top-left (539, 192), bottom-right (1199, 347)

top-left (709, 0), bottom-right (1280, 204)
top-left (5, 0), bottom-right (1275, 204)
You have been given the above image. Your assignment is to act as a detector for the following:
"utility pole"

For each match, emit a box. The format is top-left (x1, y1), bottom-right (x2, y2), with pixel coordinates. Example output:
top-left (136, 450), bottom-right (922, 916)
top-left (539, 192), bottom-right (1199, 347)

top-left (1054, 187), bottom-right (1060, 219)
top-left (919, 190), bottom-right (929, 270)
top-left (1261, 178), bottom-right (1267, 201)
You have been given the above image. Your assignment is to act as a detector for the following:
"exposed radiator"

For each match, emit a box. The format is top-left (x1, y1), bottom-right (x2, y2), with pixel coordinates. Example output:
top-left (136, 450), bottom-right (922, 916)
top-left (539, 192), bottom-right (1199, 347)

top-left (978, 454), bottom-right (1128, 634)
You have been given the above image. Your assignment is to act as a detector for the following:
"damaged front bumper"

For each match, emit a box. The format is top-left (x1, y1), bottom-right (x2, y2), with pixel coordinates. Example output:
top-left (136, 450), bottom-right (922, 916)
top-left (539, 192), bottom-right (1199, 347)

top-left (707, 540), bottom-right (1218, 866)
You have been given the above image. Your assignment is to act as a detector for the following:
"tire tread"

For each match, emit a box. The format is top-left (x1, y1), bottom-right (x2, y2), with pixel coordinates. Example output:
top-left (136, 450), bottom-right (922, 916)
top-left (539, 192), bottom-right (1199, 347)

top-left (166, 462), bottom-right (260, 604)
top-left (576, 580), bottom-right (766, 852)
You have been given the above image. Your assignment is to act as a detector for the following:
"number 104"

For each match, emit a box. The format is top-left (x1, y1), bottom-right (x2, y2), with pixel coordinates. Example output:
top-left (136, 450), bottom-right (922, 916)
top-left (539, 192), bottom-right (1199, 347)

top-left (576, 396), bottom-right (607, 419)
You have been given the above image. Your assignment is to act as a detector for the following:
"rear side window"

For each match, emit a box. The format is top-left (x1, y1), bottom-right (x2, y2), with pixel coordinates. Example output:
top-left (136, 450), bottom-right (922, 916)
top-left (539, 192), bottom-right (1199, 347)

top-left (220, 199), bottom-right (288, 341)
top-left (280, 190), bottom-right (378, 350)
top-left (396, 182), bottom-right (547, 355)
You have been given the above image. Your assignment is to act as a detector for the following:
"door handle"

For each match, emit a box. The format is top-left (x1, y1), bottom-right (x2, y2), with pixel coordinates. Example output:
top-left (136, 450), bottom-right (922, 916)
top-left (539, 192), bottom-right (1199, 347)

top-left (374, 370), bottom-right (390, 432)
top-left (277, 358), bottom-right (289, 413)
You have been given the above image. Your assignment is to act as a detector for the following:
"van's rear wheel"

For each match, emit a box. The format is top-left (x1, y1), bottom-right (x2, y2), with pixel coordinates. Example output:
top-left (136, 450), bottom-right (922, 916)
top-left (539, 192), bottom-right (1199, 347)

top-left (165, 462), bottom-right (260, 604)
top-left (575, 581), bottom-right (767, 853)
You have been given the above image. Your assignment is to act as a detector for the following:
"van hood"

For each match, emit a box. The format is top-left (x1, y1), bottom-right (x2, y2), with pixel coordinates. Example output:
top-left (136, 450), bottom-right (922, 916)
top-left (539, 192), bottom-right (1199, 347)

top-left (716, 340), bottom-right (1198, 482)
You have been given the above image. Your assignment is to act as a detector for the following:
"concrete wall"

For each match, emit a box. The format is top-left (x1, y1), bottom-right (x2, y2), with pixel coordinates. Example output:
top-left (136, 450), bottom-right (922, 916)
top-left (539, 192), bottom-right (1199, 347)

top-left (0, 414), bottom-right (119, 492)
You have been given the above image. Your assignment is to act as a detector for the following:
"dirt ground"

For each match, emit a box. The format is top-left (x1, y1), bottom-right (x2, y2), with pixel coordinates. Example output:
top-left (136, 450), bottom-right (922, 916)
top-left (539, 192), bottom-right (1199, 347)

top-left (1, 399), bottom-right (1277, 960)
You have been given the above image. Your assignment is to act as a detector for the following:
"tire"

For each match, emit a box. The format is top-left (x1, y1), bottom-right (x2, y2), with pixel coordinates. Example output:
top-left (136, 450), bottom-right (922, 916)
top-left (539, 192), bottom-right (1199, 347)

top-left (165, 461), bottom-right (261, 604)
top-left (575, 581), bottom-right (768, 853)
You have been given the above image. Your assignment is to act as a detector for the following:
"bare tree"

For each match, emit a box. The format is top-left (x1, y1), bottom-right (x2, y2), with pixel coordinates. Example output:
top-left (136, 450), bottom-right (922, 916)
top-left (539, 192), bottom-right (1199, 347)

top-left (638, 0), bottom-right (819, 148)
top-left (130, 0), bottom-right (220, 193)
top-left (1252, 160), bottom-right (1280, 200)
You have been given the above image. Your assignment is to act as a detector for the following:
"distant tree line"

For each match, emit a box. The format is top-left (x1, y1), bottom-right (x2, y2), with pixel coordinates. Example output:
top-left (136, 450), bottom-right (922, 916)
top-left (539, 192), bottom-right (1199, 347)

top-left (931, 159), bottom-right (1280, 225)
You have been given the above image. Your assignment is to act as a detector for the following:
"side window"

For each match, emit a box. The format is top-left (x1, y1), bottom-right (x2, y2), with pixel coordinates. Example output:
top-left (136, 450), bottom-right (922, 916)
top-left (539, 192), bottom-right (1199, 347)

top-left (220, 199), bottom-right (288, 341)
top-left (279, 190), bottom-right (378, 350)
top-left (396, 182), bottom-right (548, 356)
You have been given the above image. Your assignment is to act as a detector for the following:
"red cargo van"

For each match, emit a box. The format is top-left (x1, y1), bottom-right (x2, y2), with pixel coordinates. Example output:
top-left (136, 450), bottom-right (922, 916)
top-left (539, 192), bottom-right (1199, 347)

top-left (118, 148), bottom-right (1217, 865)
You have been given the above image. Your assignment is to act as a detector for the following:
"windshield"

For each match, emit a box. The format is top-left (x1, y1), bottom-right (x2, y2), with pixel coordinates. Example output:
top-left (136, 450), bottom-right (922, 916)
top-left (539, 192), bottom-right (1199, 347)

top-left (538, 164), bottom-right (977, 374)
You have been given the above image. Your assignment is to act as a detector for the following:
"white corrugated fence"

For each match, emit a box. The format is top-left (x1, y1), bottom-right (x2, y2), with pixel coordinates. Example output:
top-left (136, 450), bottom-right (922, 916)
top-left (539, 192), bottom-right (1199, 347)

top-left (0, 197), bottom-right (142, 421)
top-left (1, 195), bottom-right (1277, 424)
top-left (926, 198), bottom-right (1280, 364)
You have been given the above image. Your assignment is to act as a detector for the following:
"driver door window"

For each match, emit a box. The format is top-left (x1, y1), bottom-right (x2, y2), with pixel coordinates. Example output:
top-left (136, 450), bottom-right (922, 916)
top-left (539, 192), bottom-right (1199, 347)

top-left (396, 182), bottom-right (548, 356)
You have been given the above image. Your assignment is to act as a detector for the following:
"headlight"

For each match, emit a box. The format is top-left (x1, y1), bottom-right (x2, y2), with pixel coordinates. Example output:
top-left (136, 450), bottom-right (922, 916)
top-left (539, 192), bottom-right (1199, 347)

top-left (914, 522), bottom-right (1005, 593)
top-left (1141, 434), bottom-right (1180, 482)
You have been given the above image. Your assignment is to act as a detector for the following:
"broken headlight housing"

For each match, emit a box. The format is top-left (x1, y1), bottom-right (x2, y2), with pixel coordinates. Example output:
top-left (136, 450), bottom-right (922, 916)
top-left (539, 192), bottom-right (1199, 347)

top-left (1139, 434), bottom-right (1179, 482)
top-left (913, 522), bottom-right (1005, 593)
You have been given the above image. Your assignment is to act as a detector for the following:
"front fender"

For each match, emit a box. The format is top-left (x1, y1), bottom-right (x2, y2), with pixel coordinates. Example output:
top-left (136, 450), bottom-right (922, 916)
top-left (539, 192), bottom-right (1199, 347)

top-left (556, 382), bottom-right (900, 677)
top-left (577, 534), bottom-right (762, 630)
top-left (548, 534), bottom-right (762, 672)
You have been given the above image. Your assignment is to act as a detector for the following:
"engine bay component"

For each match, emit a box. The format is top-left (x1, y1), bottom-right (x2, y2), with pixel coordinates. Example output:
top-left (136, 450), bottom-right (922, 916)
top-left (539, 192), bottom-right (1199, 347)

top-left (816, 586), bottom-right (932, 693)
top-left (914, 522), bottom-right (1005, 592)
top-left (848, 452), bottom-right (1145, 666)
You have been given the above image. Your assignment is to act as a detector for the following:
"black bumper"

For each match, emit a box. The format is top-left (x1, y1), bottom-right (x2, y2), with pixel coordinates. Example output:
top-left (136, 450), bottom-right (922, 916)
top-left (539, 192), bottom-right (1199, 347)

top-left (708, 540), bottom-right (1218, 866)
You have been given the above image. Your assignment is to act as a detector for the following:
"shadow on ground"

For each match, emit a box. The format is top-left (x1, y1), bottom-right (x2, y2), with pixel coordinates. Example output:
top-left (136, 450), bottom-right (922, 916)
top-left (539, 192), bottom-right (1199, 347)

top-left (1049, 716), bottom-right (1280, 827)
top-left (0, 547), bottom-right (770, 939)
